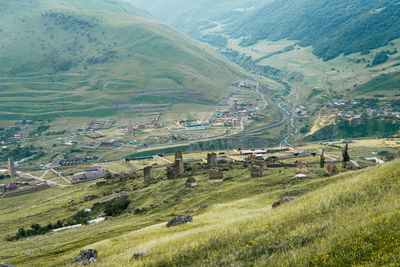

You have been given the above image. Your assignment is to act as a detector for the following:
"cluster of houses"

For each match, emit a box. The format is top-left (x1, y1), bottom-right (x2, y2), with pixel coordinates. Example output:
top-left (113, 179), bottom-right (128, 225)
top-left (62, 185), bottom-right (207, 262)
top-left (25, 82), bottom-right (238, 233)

top-left (324, 99), bottom-right (400, 120)
top-left (87, 119), bottom-right (115, 130)
top-left (0, 120), bottom-right (34, 145)
top-left (240, 147), bottom-right (309, 160)
top-left (58, 155), bottom-right (102, 167)
top-left (293, 105), bottom-right (309, 117)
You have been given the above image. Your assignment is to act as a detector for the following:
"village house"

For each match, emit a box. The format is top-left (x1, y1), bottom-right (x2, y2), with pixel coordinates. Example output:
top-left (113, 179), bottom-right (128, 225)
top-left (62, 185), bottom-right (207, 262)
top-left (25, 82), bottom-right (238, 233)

top-left (71, 166), bottom-right (107, 183)
top-left (2, 182), bottom-right (50, 197)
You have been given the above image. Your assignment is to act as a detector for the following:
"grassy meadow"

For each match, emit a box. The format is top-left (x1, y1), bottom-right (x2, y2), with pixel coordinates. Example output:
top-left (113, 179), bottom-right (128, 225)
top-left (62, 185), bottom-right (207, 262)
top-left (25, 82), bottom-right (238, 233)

top-left (227, 37), bottom-right (400, 105)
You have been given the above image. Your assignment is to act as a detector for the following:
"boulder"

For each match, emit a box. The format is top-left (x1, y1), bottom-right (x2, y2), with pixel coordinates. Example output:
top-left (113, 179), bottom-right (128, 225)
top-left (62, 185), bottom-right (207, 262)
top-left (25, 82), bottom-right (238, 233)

top-left (166, 215), bottom-right (193, 228)
top-left (272, 197), bottom-right (295, 208)
top-left (134, 207), bottom-right (148, 214)
top-left (84, 195), bottom-right (99, 202)
top-left (198, 204), bottom-right (208, 210)
top-left (131, 252), bottom-right (148, 260)
top-left (326, 163), bottom-right (339, 176)
top-left (346, 160), bottom-right (359, 170)
top-left (296, 161), bottom-right (308, 174)
top-left (0, 264), bottom-right (14, 267)
top-left (185, 176), bottom-right (197, 188)
top-left (73, 249), bottom-right (98, 265)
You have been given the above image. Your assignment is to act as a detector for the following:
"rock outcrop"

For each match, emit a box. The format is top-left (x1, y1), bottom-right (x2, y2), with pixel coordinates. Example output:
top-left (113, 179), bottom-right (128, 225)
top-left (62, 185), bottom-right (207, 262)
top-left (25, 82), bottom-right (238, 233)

top-left (166, 215), bottom-right (193, 228)
top-left (131, 252), bottom-right (148, 260)
top-left (73, 249), bottom-right (98, 265)
top-left (327, 163), bottom-right (339, 176)
top-left (272, 197), bottom-right (295, 208)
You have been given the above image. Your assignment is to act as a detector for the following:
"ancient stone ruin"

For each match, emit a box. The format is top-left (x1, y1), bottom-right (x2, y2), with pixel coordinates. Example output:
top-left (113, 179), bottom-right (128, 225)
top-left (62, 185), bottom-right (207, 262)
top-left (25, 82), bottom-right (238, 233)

top-left (185, 176), bottom-right (197, 188)
top-left (175, 150), bottom-right (183, 161)
top-left (8, 157), bottom-right (16, 178)
top-left (207, 152), bottom-right (217, 167)
top-left (166, 166), bottom-right (177, 179)
top-left (143, 166), bottom-right (154, 182)
top-left (326, 162), bottom-right (339, 176)
top-left (208, 169), bottom-right (224, 183)
top-left (175, 158), bottom-right (184, 174)
top-left (251, 165), bottom-right (264, 177)
top-left (253, 159), bottom-right (266, 170)
top-left (296, 161), bottom-right (308, 174)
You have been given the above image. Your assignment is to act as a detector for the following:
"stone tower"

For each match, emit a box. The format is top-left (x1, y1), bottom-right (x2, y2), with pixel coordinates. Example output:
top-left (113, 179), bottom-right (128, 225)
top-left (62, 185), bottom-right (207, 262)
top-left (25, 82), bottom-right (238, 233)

top-left (8, 157), bottom-right (17, 178)
top-left (207, 153), bottom-right (217, 167)
top-left (144, 166), bottom-right (154, 182)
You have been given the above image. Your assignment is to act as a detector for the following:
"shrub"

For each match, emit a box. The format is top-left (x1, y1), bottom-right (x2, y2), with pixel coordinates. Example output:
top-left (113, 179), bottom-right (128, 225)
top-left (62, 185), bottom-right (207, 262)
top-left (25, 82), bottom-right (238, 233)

top-left (104, 199), bottom-right (131, 217)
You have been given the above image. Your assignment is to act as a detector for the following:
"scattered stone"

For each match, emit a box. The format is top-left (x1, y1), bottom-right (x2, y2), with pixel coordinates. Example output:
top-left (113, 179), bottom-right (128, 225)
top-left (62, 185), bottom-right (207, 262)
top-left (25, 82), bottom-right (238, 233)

top-left (185, 176), bottom-right (197, 188)
top-left (285, 184), bottom-right (292, 189)
top-left (84, 195), bottom-right (99, 202)
top-left (73, 249), bottom-right (98, 265)
top-left (134, 207), bottom-right (148, 214)
top-left (96, 181), bottom-right (106, 187)
top-left (296, 161), bottom-right (308, 174)
top-left (199, 204), bottom-right (208, 210)
top-left (144, 166), bottom-right (154, 182)
top-left (0, 263), bottom-right (14, 267)
top-left (251, 165), bottom-right (264, 177)
top-left (326, 163), bottom-right (339, 176)
top-left (374, 196), bottom-right (385, 203)
top-left (166, 215), bottom-right (193, 228)
top-left (345, 160), bottom-right (359, 170)
top-left (272, 197), bottom-right (295, 208)
top-left (131, 252), bottom-right (148, 260)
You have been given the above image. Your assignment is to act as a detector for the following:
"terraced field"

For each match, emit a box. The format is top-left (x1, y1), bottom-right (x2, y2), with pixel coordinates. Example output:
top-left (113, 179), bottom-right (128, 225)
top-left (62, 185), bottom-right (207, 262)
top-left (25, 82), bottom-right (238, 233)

top-left (0, 0), bottom-right (244, 119)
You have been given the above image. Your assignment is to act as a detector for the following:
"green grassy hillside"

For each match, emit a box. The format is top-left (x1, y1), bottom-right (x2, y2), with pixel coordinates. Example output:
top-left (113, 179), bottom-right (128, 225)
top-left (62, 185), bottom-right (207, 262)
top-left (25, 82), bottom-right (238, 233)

top-left (127, 0), bottom-right (272, 40)
top-left (0, 0), bottom-right (244, 119)
top-left (1, 155), bottom-right (400, 266)
top-left (231, 0), bottom-right (400, 61)
top-left (356, 72), bottom-right (400, 96)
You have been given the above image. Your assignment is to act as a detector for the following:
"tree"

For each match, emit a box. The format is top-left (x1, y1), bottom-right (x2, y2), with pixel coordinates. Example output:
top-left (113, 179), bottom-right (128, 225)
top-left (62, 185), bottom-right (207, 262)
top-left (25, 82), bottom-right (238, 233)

top-left (320, 150), bottom-right (325, 168)
top-left (342, 144), bottom-right (350, 168)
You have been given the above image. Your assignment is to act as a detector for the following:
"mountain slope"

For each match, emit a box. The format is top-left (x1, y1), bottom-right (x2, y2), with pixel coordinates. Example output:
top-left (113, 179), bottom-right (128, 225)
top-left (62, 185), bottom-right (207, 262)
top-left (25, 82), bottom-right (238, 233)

top-left (0, 0), bottom-right (244, 119)
top-left (231, 0), bottom-right (400, 61)
top-left (126, 0), bottom-right (273, 47)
